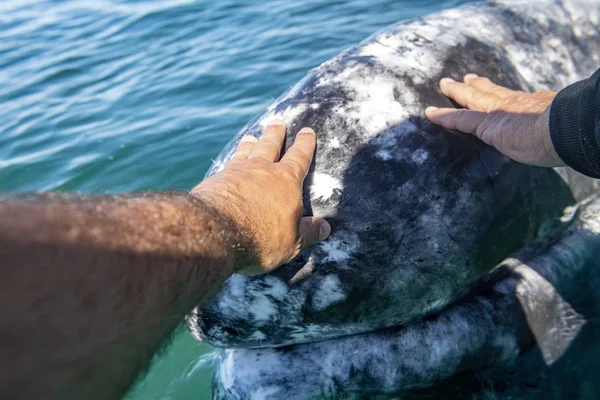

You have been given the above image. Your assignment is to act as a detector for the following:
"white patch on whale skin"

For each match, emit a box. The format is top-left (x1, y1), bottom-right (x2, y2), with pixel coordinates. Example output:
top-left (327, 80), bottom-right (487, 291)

top-left (373, 120), bottom-right (419, 147)
top-left (215, 275), bottom-right (285, 329)
top-left (248, 331), bottom-right (267, 341)
top-left (312, 275), bottom-right (347, 311)
top-left (217, 274), bottom-right (249, 315)
top-left (358, 41), bottom-right (424, 72)
top-left (249, 294), bottom-right (277, 325)
top-left (418, 202), bottom-right (446, 250)
top-left (320, 239), bottom-right (351, 262)
top-left (259, 103), bottom-right (308, 129)
top-left (358, 21), bottom-right (463, 86)
top-left (372, 121), bottom-right (423, 162)
top-left (261, 276), bottom-right (288, 300)
top-left (218, 350), bottom-right (288, 398)
top-left (411, 149), bottom-right (429, 165)
top-left (227, 274), bottom-right (247, 297)
top-left (341, 73), bottom-right (410, 137)
top-left (375, 149), bottom-right (392, 161)
top-left (319, 233), bottom-right (360, 263)
top-left (328, 137), bottom-right (341, 149)
top-left (310, 172), bottom-right (343, 202)
top-left (372, 131), bottom-right (397, 149)
top-left (358, 41), bottom-right (427, 86)
top-left (288, 323), bottom-right (349, 343)
top-left (314, 62), bottom-right (423, 139)
top-left (219, 350), bottom-right (235, 390)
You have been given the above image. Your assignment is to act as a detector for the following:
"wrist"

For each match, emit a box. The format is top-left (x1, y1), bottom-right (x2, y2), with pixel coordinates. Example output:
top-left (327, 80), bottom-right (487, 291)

top-left (537, 104), bottom-right (564, 167)
top-left (187, 190), bottom-right (259, 273)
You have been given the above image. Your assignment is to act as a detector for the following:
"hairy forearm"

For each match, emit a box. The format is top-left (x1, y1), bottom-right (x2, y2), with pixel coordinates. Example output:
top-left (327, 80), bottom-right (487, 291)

top-left (0, 192), bottom-right (256, 400)
top-left (0, 121), bottom-right (327, 400)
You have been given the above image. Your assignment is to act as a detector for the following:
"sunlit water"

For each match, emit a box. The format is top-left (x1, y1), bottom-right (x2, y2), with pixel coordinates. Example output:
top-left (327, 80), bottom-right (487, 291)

top-left (1, 0), bottom-right (475, 398)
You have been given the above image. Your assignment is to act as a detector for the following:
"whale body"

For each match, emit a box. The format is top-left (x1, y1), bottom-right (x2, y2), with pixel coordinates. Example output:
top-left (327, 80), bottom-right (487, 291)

top-left (185, 0), bottom-right (600, 397)
top-left (187, 0), bottom-right (600, 350)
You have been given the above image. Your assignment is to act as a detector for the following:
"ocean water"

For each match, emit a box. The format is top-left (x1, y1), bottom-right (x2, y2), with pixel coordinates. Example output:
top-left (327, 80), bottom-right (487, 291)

top-left (0, 0), bottom-right (475, 398)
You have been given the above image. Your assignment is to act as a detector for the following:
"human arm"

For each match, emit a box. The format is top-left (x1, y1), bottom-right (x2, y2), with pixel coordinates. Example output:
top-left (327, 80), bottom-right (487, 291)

top-left (0, 121), bottom-right (330, 400)
top-left (425, 70), bottom-right (600, 177)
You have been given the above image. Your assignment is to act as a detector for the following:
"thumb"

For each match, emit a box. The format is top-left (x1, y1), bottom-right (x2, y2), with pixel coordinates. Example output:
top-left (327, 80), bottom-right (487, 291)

top-left (299, 216), bottom-right (331, 249)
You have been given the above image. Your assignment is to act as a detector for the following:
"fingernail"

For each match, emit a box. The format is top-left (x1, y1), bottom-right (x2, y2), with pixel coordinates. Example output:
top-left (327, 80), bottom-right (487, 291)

top-left (319, 221), bottom-right (331, 241)
top-left (240, 135), bottom-right (258, 143)
top-left (464, 73), bottom-right (478, 80)
top-left (440, 77), bottom-right (455, 85)
top-left (425, 106), bottom-right (438, 113)
top-left (299, 127), bottom-right (315, 135)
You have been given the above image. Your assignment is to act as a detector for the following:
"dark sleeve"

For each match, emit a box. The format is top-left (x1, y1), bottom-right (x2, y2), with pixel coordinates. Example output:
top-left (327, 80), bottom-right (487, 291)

top-left (549, 68), bottom-right (600, 179)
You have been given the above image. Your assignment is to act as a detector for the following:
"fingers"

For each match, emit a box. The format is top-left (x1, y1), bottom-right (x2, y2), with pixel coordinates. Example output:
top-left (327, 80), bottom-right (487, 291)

top-left (425, 106), bottom-right (487, 135)
top-left (463, 74), bottom-right (516, 99)
top-left (229, 135), bottom-right (258, 164)
top-left (440, 77), bottom-right (502, 112)
top-left (299, 216), bottom-right (331, 249)
top-left (248, 120), bottom-right (286, 162)
top-left (281, 127), bottom-right (317, 179)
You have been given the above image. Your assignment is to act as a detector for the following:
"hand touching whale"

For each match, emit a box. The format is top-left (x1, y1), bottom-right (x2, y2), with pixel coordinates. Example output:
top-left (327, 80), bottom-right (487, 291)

top-left (192, 121), bottom-right (331, 272)
top-left (426, 74), bottom-right (561, 167)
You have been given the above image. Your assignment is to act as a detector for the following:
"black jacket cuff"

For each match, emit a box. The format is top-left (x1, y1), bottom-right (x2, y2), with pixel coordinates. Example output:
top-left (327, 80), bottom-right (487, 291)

top-left (549, 68), bottom-right (600, 179)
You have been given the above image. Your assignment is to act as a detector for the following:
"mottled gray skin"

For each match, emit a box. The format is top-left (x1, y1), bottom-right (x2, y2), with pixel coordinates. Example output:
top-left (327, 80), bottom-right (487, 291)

top-left (188, 0), bottom-right (600, 349)
top-left (212, 193), bottom-right (600, 399)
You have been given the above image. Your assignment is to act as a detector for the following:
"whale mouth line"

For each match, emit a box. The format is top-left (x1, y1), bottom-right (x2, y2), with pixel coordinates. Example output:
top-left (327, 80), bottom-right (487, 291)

top-left (207, 210), bottom-right (583, 351)
top-left (195, 215), bottom-right (575, 351)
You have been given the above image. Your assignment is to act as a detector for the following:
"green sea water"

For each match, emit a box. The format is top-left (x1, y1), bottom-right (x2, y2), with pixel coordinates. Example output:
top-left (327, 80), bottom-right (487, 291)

top-left (0, 0), bottom-right (475, 398)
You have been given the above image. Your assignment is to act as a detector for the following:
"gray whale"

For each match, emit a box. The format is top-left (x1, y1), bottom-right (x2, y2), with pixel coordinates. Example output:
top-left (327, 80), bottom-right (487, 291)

top-left (187, 0), bottom-right (600, 349)
top-left (185, 0), bottom-right (600, 397)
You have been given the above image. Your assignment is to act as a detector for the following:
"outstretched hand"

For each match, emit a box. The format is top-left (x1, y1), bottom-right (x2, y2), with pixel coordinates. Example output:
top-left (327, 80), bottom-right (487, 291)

top-left (191, 120), bottom-right (331, 272)
top-left (426, 74), bottom-right (565, 167)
